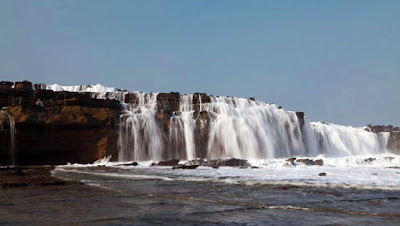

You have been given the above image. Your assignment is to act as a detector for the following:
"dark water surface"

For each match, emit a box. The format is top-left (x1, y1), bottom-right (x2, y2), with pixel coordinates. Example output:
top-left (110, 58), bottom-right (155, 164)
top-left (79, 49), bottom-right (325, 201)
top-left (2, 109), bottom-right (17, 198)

top-left (1, 166), bottom-right (400, 225)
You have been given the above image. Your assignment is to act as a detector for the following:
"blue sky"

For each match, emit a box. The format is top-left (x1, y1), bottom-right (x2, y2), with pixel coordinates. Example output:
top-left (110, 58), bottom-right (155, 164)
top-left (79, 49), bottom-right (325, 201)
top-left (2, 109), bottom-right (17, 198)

top-left (0, 0), bottom-right (399, 126)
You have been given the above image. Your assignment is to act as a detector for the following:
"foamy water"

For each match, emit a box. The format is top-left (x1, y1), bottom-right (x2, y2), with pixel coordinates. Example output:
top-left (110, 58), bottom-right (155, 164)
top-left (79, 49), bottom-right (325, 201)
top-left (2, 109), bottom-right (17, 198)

top-left (56, 154), bottom-right (400, 191)
top-left (43, 84), bottom-right (400, 191)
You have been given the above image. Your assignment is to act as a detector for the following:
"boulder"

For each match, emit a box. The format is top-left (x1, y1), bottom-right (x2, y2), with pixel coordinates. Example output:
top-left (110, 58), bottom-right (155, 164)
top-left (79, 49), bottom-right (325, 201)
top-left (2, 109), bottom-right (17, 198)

top-left (318, 172), bottom-right (327, 176)
top-left (172, 165), bottom-right (199, 169)
top-left (208, 158), bottom-right (250, 168)
top-left (152, 159), bottom-right (180, 166)
top-left (364, 157), bottom-right (376, 163)
top-left (185, 159), bottom-right (207, 166)
top-left (314, 159), bottom-right (324, 166)
top-left (296, 158), bottom-right (316, 166)
top-left (285, 158), bottom-right (296, 166)
top-left (384, 157), bottom-right (395, 161)
top-left (117, 162), bottom-right (138, 166)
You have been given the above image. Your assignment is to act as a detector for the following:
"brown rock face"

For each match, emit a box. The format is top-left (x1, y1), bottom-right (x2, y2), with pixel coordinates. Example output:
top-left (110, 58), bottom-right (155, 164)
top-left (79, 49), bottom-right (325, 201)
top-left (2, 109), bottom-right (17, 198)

top-left (387, 132), bottom-right (400, 154)
top-left (367, 125), bottom-right (400, 154)
top-left (295, 112), bottom-right (305, 126)
top-left (0, 82), bottom-right (122, 165)
top-left (0, 81), bottom-right (13, 91)
top-left (157, 92), bottom-right (180, 112)
top-left (14, 81), bottom-right (34, 98)
top-left (152, 159), bottom-right (180, 166)
top-left (2, 80), bottom-right (399, 165)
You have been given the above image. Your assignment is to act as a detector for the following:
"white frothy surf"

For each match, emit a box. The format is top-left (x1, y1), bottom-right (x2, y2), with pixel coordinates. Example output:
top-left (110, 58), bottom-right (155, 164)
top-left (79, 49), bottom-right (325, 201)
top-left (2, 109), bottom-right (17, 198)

top-left (56, 154), bottom-right (400, 191)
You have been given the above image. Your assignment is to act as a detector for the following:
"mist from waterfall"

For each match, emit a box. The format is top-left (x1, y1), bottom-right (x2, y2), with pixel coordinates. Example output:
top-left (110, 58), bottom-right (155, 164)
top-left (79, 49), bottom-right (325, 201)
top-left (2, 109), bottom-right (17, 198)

top-left (44, 84), bottom-right (390, 162)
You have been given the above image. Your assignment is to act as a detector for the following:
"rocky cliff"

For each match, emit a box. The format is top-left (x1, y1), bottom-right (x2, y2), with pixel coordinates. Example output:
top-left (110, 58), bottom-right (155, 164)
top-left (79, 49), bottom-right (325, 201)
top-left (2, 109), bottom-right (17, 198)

top-left (0, 81), bottom-right (122, 165)
top-left (367, 125), bottom-right (400, 154)
top-left (1, 80), bottom-right (399, 165)
top-left (0, 81), bottom-right (216, 165)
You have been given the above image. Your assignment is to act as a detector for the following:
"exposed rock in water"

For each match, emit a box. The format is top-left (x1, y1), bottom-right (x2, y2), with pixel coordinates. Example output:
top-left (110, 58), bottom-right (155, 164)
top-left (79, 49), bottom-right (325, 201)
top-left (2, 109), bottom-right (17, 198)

top-left (364, 158), bottom-right (376, 163)
top-left (208, 158), bottom-right (250, 168)
top-left (296, 158), bottom-right (316, 166)
top-left (172, 165), bottom-right (199, 169)
top-left (318, 172), bottom-right (327, 176)
top-left (293, 158), bottom-right (324, 166)
top-left (183, 158), bottom-right (250, 168)
top-left (152, 159), bottom-right (180, 166)
top-left (285, 158), bottom-right (297, 166)
top-left (384, 157), bottom-right (395, 161)
top-left (314, 159), bottom-right (324, 166)
top-left (185, 159), bottom-right (207, 166)
top-left (117, 162), bottom-right (138, 166)
top-left (0, 166), bottom-right (81, 188)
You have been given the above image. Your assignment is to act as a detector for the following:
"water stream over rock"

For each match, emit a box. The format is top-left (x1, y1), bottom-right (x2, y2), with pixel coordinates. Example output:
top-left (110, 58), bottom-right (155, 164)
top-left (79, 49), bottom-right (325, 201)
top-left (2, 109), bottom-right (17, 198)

top-left (1, 109), bottom-right (16, 165)
top-left (44, 84), bottom-right (390, 162)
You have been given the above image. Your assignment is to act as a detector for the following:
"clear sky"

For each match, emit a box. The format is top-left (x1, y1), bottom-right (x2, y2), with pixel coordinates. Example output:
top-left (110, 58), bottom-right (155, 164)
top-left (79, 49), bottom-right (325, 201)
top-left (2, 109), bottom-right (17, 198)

top-left (0, 0), bottom-right (399, 126)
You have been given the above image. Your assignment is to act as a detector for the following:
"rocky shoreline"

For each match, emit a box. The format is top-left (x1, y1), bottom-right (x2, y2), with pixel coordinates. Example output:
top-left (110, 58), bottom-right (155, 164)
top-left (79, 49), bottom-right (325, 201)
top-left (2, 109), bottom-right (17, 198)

top-left (1, 165), bottom-right (399, 225)
top-left (0, 166), bottom-right (81, 188)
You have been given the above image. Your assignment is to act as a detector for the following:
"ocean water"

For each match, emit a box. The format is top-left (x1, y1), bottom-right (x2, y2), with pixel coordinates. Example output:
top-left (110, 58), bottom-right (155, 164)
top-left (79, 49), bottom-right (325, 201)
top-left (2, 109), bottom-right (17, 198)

top-left (50, 155), bottom-right (400, 225)
top-left (57, 154), bottom-right (400, 190)
top-left (35, 84), bottom-right (400, 224)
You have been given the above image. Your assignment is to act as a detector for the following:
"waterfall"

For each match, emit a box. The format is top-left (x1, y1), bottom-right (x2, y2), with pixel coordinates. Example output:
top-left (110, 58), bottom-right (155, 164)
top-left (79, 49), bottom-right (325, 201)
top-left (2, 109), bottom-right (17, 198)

top-left (174, 94), bottom-right (196, 160)
top-left (118, 92), bottom-right (164, 161)
top-left (203, 97), bottom-right (308, 159)
top-left (311, 122), bottom-right (388, 157)
top-left (44, 84), bottom-right (128, 102)
top-left (8, 114), bottom-right (16, 165)
top-left (44, 84), bottom-right (390, 161)
top-left (1, 110), bottom-right (16, 165)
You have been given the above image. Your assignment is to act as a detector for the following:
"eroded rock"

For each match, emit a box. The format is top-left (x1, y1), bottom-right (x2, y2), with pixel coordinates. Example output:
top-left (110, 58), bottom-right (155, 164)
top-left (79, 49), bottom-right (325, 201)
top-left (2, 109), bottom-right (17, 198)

top-left (364, 157), bottom-right (376, 163)
top-left (208, 158), bottom-right (250, 168)
top-left (296, 158), bottom-right (316, 166)
top-left (117, 162), bottom-right (138, 166)
top-left (172, 165), bottom-right (199, 169)
top-left (285, 158), bottom-right (296, 166)
top-left (314, 159), bottom-right (324, 166)
top-left (152, 159), bottom-right (180, 166)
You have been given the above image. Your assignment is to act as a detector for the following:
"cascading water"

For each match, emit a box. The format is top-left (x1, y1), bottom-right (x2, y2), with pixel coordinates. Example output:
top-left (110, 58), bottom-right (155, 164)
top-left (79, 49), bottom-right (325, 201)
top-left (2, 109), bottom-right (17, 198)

top-left (118, 92), bottom-right (164, 161)
top-left (44, 84), bottom-right (390, 162)
top-left (203, 97), bottom-right (308, 159)
top-left (1, 109), bottom-right (16, 165)
top-left (311, 122), bottom-right (389, 157)
top-left (8, 114), bottom-right (16, 165)
top-left (170, 94), bottom-right (197, 160)
top-left (44, 84), bottom-right (128, 102)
